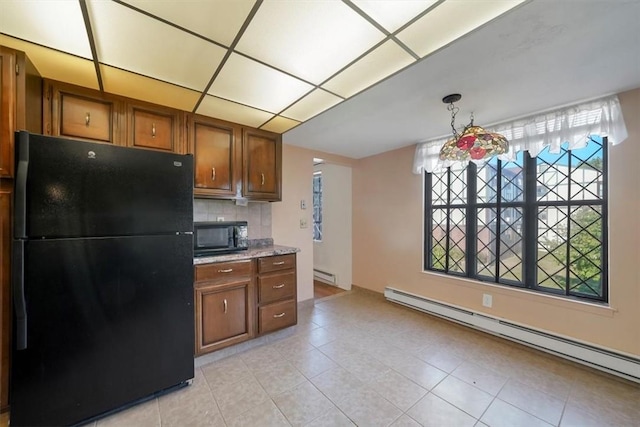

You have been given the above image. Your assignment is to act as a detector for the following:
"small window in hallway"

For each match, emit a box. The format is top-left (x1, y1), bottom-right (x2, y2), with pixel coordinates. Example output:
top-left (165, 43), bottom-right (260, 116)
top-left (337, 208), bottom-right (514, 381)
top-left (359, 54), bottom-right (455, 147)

top-left (313, 171), bottom-right (322, 241)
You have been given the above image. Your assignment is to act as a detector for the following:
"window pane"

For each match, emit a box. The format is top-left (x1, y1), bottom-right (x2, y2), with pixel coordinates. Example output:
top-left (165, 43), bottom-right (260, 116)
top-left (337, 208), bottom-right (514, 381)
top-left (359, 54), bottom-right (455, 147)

top-left (499, 207), bottom-right (523, 282)
top-left (449, 163), bottom-right (468, 205)
top-left (501, 151), bottom-right (525, 202)
top-left (568, 205), bottom-right (604, 298)
top-left (536, 145), bottom-right (570, 202)
top-left (537, 206), bottom-right (568, 291)
top-left (477, 208), bottom-right (497, 279)
top-left (570, 138), bottom-right (604, 201)
top-left (430, 209), bottom-right (447, 270)
top-left (313, 173), bottom-right (322, 241)
top-left (476, 158), bottom-right (498, 204)
top-left (448, 208), bottom-right (466, 273)
top-left (431, 171), bottom-right (447, 205)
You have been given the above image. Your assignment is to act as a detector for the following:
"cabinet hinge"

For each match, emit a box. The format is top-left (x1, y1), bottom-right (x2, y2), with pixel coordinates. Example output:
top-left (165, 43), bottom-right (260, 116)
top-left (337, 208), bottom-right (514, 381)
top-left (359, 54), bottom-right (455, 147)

top-left (15, 63), bottom-right (20, 75)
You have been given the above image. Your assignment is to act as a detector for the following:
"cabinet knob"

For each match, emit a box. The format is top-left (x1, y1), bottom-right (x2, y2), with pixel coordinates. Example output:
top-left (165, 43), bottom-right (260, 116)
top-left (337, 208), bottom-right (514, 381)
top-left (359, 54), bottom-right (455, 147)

top-left (223, 298), bottom-right (228, 314)
top-left (152, 123), bottom-right (156, 138)
top-left (273, 284), bottom-right (285, 289)
top-left (85, 112), bottom-right (90, 126)
top-left (261, 173), bottom-right (265, 186)
top-left (212, 167), bottom-right (216, 181)
top-left (273, 261), bottom-right (285, 266)
top-left (218, 268), bottom-right (233, 273)
top-left (273, 312), bottom-right (286, 318)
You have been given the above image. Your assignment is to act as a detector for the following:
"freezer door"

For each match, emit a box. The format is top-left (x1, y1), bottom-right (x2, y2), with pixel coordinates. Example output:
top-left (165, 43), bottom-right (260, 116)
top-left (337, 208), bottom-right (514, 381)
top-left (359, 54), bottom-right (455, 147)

top-left (15, 131), bottom-right (193, 238)
top-left (10, 235), bottom-right (194, 427)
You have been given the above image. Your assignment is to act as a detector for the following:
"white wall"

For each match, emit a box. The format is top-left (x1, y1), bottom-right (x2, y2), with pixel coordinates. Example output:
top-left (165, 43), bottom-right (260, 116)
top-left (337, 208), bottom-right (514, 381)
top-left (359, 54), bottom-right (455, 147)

top-left (272, 145), bottom-right (315, 303)
top-left (313, 163), bottom-right (352, 290)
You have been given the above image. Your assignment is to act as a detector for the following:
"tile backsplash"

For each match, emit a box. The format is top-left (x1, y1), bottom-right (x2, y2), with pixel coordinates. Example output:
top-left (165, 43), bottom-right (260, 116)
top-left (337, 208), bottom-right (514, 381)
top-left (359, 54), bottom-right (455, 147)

top-left (194, 199), bottom-right (272, 239)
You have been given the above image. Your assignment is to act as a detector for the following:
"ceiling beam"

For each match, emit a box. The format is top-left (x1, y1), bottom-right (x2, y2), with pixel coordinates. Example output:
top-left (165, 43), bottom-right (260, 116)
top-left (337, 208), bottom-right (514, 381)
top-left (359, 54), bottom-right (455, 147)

top-left (79, 0), bottom-right (104, 92)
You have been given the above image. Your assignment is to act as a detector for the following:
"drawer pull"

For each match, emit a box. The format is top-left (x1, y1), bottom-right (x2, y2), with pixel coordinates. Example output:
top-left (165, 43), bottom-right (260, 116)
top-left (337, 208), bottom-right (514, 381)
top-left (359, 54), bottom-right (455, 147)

top-left (211, 167), bottom-right (216, 181)
top-left (261, 173), bottom-right (265, 186)
top-left (218, 268), bottom-right (233, 273)
top-left (273, 261), bottom-right (285, 266)
top-left (273, 284), bottom-right (285, 289)
top-left (223, 298), bottom-right (227, 314)
top-left (273, 312), bottom-right (286, 318)
top-left (152, 123), bottom-right (156, 137)
top-left (85, 112), bottom-right (90, 126)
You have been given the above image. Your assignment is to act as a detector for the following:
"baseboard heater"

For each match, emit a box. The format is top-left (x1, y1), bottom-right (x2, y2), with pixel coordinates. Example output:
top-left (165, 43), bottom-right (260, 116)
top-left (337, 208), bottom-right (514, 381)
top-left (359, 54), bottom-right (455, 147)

top-left (385, 286), bottom-right (640, 383)
top-left (314, 269), bottom-right (337, 285)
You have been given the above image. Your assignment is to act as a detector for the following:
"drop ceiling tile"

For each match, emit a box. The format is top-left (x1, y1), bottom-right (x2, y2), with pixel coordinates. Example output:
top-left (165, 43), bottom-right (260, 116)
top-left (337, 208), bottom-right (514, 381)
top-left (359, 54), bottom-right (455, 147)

top-left (208, 53), bottom-right (314, 114)
top-left (0, 35), bottom-right (99, 89)
top-left (281, 89), bottom-right (343, 122)
top-left (197, 95), bottom-right (274, 128)
top-left (351, 0), bottom-right (439, 33)
top-left (236, 0), bottom-right (386, 84)
top-left (120, 0), bottom-right (255, 46)
top-left (397, 0), bottom-right (526, 58)
top-left (87, 0), bottom-right (226, 92)
top-left (261, 116), bottom-right (300, 134)
top-left (323, 40), bottom-right (415, 98)
top-left (0, 0), bottom-right (92, 59)
top-left (101, 65), bottom-right (201, 111)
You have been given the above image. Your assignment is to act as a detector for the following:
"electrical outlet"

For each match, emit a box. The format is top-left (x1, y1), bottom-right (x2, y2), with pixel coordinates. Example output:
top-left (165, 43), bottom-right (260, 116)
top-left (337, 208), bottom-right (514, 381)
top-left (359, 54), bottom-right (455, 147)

top-left (216, 216), bottom-right (225, 222)
top-left (482, 294), bottom-right (493, 308)
top-left (300, 218), bottom-right (308, 228)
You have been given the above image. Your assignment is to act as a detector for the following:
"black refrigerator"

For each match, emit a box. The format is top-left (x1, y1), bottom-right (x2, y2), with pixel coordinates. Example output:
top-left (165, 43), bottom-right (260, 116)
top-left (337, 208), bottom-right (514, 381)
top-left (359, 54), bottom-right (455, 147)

top-left (10, 131), bottom-right (195, 426)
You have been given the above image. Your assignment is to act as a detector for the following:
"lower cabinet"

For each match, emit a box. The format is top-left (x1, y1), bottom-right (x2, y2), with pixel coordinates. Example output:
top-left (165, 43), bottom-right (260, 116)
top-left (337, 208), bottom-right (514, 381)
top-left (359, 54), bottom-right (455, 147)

top-left (257, 254), bottom-right (297, 335)
top-left (194, 260), bottom-right (254, 356)
top-left (194, 253), bottom-right (297, 356)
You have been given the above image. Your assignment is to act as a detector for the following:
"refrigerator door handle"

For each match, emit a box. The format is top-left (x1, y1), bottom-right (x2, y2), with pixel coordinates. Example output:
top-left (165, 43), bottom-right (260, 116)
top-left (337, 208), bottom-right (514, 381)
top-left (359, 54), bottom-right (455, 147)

top-left (12, 240), bottom-right (28, 350)
top-left (14, 131), bottom-right (29, 239)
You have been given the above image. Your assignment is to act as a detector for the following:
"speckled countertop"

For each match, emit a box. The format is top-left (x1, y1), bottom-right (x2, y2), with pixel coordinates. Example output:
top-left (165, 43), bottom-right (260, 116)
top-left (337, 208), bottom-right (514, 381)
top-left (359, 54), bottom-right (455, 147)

top-left (193, 244), bottom-right (299, 265)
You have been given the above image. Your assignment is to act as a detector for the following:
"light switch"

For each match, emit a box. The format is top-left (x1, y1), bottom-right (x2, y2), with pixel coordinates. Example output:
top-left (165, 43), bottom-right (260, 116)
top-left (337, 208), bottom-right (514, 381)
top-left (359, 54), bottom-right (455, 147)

top-left (300, 200), bottom-right (307, 209)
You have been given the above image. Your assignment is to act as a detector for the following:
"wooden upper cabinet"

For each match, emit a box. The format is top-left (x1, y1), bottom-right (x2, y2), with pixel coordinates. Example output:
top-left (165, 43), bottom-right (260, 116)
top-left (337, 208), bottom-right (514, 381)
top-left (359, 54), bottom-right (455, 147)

top-left (242, 128), bottom-right (282, 201)
top-left (45, 80), bottom-right (123, 145)
top-left (189, 114), bottom-right (239, 198)
top-left (0, 47), bottom-right (17, 178)
top-left (0, 47), bottom-right (41, 178)
top-left (127, 102), bottom-right (182, 153)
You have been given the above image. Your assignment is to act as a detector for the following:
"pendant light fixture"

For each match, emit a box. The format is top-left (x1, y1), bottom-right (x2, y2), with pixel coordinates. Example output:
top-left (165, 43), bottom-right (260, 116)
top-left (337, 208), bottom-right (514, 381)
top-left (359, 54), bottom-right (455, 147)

top-left (439, 94), bottom-right (509, 161)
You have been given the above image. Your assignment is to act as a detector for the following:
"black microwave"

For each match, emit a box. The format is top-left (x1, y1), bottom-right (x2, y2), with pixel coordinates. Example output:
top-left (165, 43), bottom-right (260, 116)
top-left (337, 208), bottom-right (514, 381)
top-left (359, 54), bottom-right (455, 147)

top-left (193, 221), bottom-right (248, 257)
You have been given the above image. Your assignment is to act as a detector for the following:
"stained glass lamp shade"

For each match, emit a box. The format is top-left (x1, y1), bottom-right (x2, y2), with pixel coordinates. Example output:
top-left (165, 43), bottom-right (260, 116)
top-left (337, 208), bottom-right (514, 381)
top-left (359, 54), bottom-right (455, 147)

top-left (439, 94), bottom-right (509, 161)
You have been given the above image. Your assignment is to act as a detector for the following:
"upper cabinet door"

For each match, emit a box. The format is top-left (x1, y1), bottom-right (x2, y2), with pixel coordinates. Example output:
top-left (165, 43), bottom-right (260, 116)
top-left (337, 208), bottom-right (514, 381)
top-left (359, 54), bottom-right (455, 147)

top-left (242, 128), bottom-right (282, 201)
top-left (189, 115), bottom-right (239, 198)
top-left (45, 80), bottom-right (123, 145)
top-left (0, 47), bottom-right (41, 179)
top-left (127, 102), bottom-right (183, 153)
top-left (0, 47), bottom-right (17, 178)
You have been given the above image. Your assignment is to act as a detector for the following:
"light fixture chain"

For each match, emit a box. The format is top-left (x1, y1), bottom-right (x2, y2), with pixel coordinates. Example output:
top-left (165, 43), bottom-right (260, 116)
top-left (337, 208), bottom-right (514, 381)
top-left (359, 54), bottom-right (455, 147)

top-left (448, 103), bottom-right (460, 139)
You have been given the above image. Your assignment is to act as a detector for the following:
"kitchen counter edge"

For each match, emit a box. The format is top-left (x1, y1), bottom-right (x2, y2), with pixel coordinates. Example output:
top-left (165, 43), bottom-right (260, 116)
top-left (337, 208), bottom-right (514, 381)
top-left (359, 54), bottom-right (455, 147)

top-left (193, 245), bottom-right (300, 265)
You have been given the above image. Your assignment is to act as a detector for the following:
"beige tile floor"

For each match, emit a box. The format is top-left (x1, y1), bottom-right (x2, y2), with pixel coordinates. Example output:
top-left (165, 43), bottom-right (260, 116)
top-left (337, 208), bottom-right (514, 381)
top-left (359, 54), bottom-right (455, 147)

top-left (83, 289), bottom-right (639, 426)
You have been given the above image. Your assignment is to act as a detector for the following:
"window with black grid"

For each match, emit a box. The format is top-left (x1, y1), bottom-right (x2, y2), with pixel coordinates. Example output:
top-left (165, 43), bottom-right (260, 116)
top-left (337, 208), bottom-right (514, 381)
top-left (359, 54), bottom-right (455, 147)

top-left (424, 137), bottom-right (607, 302)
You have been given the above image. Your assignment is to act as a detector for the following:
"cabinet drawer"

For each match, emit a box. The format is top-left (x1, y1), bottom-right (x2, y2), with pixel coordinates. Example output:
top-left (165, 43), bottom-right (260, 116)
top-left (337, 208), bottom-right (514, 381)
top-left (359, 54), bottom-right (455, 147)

top-left (258, 271), bottom-right (295, 304)
top-left (259, 300), bottom-right (296, 334)
top-left (60, 93), bottom-right (112, 142)
top-left (258, 254), bottom-right (295, 274)
top-left (195, 259), bottom-right (252, 283)
top-left (132, 109), bottom-right (174, 151)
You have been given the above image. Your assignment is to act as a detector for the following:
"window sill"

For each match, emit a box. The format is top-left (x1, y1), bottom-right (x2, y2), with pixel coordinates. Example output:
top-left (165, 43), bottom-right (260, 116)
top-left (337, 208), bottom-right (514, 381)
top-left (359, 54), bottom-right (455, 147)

top-left (421, 270), bottom-right (617, 318)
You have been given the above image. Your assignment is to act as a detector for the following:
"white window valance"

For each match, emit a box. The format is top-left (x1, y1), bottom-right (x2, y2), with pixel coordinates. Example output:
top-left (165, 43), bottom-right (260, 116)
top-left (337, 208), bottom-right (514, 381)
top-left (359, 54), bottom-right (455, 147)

top-left (413, 95), bottom-right (628, 174)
